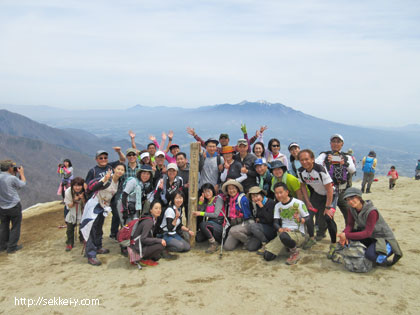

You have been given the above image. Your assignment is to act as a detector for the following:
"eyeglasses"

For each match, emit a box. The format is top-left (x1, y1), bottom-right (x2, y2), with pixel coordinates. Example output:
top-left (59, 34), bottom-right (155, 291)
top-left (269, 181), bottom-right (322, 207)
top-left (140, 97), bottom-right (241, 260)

top-left (127, 154), bottom-right (136, 157)
top-left (330, 140), bottom-right (342, 144)
top-left (271, 145), bottom-right (280, 147)
top-left (98, 156), bottom-right (108, 160)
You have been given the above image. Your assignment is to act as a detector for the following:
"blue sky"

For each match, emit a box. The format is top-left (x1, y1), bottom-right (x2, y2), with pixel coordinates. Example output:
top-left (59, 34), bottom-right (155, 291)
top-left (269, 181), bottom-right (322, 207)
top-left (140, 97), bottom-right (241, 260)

top-left (1, 0), bottom-right (419, 126)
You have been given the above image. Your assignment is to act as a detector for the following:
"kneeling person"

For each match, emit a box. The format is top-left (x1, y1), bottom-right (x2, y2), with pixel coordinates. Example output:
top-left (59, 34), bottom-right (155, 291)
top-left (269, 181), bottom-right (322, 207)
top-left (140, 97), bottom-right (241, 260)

top-left (264, 182), bottom-right (309, 265)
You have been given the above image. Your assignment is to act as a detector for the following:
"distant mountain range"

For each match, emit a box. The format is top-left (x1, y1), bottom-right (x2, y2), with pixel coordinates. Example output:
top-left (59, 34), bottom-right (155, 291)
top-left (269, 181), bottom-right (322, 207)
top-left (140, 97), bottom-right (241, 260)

top-left (1, 101), bottom-right (419, 208)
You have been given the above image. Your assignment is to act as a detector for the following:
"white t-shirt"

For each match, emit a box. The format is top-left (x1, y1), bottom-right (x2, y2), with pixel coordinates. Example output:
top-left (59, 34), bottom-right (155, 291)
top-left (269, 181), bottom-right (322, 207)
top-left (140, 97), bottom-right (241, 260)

top-left (297, 163), bottom-right (332, 196)
top-left (160, 206), bottom-right (182, 235)
top-left (274, 198), bottom-right (308, 234)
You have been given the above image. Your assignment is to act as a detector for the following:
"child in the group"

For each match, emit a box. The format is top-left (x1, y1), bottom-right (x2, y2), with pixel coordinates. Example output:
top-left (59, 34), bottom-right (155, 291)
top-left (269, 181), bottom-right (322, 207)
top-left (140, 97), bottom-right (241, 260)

top-left (64, 177), bottom-right (85, 251)
top-left (387, 166), bottom-right (399, 190)
top-left (263, 182), bottom-right (309, 264)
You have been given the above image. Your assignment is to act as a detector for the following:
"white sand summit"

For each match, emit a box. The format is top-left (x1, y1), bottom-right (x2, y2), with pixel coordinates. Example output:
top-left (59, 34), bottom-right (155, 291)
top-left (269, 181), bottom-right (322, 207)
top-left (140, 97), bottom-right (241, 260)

top-left (1, 177), bottom-right (419, 315)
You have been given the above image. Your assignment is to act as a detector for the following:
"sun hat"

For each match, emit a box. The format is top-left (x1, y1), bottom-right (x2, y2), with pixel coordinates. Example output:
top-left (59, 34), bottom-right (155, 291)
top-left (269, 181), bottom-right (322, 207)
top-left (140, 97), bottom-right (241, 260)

top-left (222, 179), bottom-right (244, 195)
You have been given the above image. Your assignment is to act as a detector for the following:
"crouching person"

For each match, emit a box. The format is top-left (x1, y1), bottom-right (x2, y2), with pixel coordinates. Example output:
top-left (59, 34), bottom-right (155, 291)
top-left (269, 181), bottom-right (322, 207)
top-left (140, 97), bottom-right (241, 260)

top-left (246, 186), bottom-right (276, 254)
top-left (129, 200), bottom-right (166, 267)
top-left (193, 183), bottom-right (226, 254)
top-left (336, 187), bottom-right (402, 268)
top-left (222, 179), bottom-right (253, 251)
top-left (160, 190), bottom-right (194, 252)
top-left (64, 177), bottom-right (85, 251)
top-left (264, 183), bottom-right (309, 265)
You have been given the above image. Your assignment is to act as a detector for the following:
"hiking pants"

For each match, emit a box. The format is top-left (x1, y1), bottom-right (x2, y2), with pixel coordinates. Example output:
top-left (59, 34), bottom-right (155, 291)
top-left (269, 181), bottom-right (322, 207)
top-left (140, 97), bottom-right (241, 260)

top-left (196, 220), bottom-right (223, 243)
top-left (247, 223), bottom-right (276, 251)
top-left (310, 192), bottom-right (337, 243)
top-left (0, 203), bottom-right (22, 251)
top-left (163, 233), bottom-right (191, 252)
top-left (361, 172), bottom-right (375, 192)
top-left (224, 219), bottom-right (253, 251)
top-left (66, 223), bottom-right (83, 246)
top-left (110, 195), bottom-right (121, 237)
top-left (142, 243), bottom-right (165, 260)
top-left (336, 190), bottom-right (349, 226)
top-left (389, 178), bottom-right (396, 189)
top-left (86, 213), bottom-right (105, 258)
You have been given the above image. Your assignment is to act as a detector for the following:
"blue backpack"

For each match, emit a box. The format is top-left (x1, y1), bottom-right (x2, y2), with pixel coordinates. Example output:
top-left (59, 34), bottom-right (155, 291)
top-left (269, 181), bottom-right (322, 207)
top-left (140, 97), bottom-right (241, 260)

top-left (362, 157), bottom-right (375, 173)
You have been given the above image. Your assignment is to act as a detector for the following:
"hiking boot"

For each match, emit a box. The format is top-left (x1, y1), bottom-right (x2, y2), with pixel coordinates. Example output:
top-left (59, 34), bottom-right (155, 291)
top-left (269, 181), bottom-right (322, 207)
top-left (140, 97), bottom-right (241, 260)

top-left (7, 245), bottom-right (23, 254)
top-left (366, 189), bottom-right (371, 194)
top-left (286, 248), bottom-right (300, 265)
top-left (327, 244), bottom-right (337, 259)
top-left (205, 242), bottom-right (218, 254)
top-left (88, 257), bottom-right (102, 266)
top-left (361, 188), bottom-right (365, 193)
top-left (303, 238), bottom-right (316, 250)
top-left (65, 244), bottom-right (73, 252)
top-left (140, 259), bottom-right (159, 267)
top-left (315, 234), bottom-right (326, 241)
top-left (120, 247), bottom-right (128, 257)
top-left (0, 247), bottom-right (7, 252)
top-left (257, 243), bottom-right (267, 255)
top-left (97, 248), bottom-right (110, 254)
top-left (161, 250), bottom-right (178, 260)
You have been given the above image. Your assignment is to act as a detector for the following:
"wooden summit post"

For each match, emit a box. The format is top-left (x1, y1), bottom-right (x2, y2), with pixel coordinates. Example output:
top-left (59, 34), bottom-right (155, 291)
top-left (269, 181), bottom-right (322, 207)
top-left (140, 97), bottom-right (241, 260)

top-left (187, 142), bottom-right (200, 247)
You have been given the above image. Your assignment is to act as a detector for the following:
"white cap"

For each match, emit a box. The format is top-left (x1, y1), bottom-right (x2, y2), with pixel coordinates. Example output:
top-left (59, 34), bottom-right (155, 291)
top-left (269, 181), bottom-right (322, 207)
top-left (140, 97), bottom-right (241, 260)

top-left (140, 152), bottom-right (150, 160)
top-left (155, 150), bottom-right (165, 157)
top-left (167, 163), bottom-right (178, 171)
top-left (330, 134), bottom-right (344, 142)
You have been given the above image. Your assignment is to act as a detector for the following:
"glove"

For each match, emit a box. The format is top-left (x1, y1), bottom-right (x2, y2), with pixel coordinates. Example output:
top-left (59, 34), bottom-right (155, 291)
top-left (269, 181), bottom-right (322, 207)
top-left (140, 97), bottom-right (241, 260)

top-left (241, 123), bottom-right (247, 134)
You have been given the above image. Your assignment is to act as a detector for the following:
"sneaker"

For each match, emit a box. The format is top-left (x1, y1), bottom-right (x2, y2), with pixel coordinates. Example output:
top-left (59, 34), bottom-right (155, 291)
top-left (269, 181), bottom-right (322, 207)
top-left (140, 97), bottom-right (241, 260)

top-left (7, 245), bottom-right (23, 254)
top-left (286, 248), bottom-right (300, 265)
top-left (315, 234), bottom-right (326, 241)
top-left (140, 259), bottom-right (159, 267)
top-left (205, 242), bottom-right (218, 254)
top-left (65, 244), bottom-right (73, 252)
top-left (97, 248), bottom-right (110, 254)
top-left (120, 247), bottom-right (128, 257)
top-left (303, 238), bottom-right (316, 250)
top-left (327, 244), bottom-right (337, 259)
top-left (88, 257), bottom-right (102, 266)
top-left (257, 243), bottom-right (267, 255)
top-left (161, 250), bottom-right (178, 260)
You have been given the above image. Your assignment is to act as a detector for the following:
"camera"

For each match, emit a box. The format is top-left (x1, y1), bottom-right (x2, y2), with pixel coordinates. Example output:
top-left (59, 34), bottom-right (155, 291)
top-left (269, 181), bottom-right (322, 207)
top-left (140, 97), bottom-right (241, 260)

top-left (331, 155), bottom-right (342, 164)
top-left (13, 166), bottom-right (18, 172)
top-left (75, 192), bottom-right (83, 197)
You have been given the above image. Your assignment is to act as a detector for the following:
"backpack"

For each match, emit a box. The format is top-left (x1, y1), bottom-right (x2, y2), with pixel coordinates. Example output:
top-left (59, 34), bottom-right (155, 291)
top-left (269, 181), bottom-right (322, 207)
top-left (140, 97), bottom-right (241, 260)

top-left (362, 157), bottom-right (375, 173)
top-left (117, 217), bottom-right (151, 248)
top-left (416, 161), bottom-right (420, 171)
top-left (322, 151), bottom-right (349, 185)
top-left (334, 241), bottom-right (373, 273)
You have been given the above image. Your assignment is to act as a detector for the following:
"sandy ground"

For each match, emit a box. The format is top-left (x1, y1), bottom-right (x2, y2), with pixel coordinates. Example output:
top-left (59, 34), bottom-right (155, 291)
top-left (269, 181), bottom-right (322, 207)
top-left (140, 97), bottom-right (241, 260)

top-left (1, 177), bottom-right (419, 315)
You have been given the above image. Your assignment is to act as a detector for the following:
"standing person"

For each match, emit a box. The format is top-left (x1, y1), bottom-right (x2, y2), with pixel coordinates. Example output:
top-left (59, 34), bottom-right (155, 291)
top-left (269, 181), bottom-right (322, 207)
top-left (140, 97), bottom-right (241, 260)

top-left (160, 190), bottom-right (194, 252)
top-left (0, 160), bottom-right (26, 254)
top-left (199, 138), bottom-right (224, 191)
top-left (263, 182), bottom-right (310, 265)
top-left (57, 159), bottom-right (73, 202)
top-left (337, 187), bottom-right (402, 266)
top-left (247, 186), bottom-right (276, 254)
top-left (192, 183), bottom-right (226, 253)
top-left (81, 163), bottom-right (126, 266)
top-left (255, 159), bottom-right (272, 192)
top-left (252, 142), bottom-right (266, 160)
top-left (288, 143), bottom-right (301, 178)
top-left (298, 149), bottom-right (337, 255)
top-left (176, 152), bottom-right (190, 188)
top-left (316, 134), bottom-right (356, 226)
top-left (220, 145), bottom-right (246, 185)
top-left (415, 159), bottom-right (420, 180)
top-left (266, 138), bottom-right (288, 169)
top-left (153, 151), bottom-right (167, 186)
top-left (269, 160), bottom-right (303, 201)
top-left (346, 148), bottom-right (357, 188)
top-left (64, 177), bottom-right (85, 251)
top-left (387, 166), bottom-right (399, 190)
top-left (154, 163), bottom-right (184, 209)
top-left (234, 139), bottom-right (257, 193)
top-left (361, 151), bottom-right (377, 193)
top-left (222, 180), bottom-right (253, 251)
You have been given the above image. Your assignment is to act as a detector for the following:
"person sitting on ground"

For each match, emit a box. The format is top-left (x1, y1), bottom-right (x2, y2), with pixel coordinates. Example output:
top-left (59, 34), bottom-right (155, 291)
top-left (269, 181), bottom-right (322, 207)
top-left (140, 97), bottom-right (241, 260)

top-left (269, 160), bottom-right (304, 201)
top-left (160, 190), bottom-right (194, 252)
top-left (297, 149), bottom-right (336, 254)
top-left (121, 165), bottom-right (154, 224)
top-left (337, 187), bottom-right (402, 267)
top-left (361, 151), bottom-right (377, 193)
top-left (288, 142), bottom-right (301, 178)
top-left (193, 183), bottom-right (226, 253)
top-left (246, 186), bottom-right (276, 254)
top-left (129, 200), bottom-right (167, 267)
top-left (64, 177), bottom-right (85, 252)
top-left (57, 159), bottom-right (74, 202)
top-left (234, 139), bottom-right (257, 193)
top-left (222, 180), bottom-right (253, 251)
top-left (220, 145), bottom-right (247, 185)
top-left (81, 162), bottom-right (126, 266)
top-left (255, 159), bottom-right (272, 192)
top-left (387, 166), bottom-right (399, 190)
top-left (263, 182), bottom-right (310, 265)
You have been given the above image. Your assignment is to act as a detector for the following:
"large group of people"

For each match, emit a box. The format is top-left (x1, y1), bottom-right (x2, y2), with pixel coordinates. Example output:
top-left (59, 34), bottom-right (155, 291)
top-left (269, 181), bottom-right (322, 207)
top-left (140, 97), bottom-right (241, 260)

top-left (0, 126), bottom-right (403, 273)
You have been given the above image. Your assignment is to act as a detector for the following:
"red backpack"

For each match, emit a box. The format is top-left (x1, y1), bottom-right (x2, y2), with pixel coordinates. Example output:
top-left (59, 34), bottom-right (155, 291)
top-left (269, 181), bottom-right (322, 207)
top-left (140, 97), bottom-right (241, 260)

top-left (117, 217), bottom-right (151, 247)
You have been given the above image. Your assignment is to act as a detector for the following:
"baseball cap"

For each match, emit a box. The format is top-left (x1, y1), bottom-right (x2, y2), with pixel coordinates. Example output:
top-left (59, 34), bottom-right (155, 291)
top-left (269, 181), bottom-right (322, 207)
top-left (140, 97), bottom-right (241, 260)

top-left (155, 150), bottom-right (165, 157)
top-left (330, 134), bottom-right (344, 142)
top-left (167, 163), bottom-right (178, 171)
top-left (96, 150), bottom-right (108, 158)
top-left (237, 139), bottom-right (248, 146)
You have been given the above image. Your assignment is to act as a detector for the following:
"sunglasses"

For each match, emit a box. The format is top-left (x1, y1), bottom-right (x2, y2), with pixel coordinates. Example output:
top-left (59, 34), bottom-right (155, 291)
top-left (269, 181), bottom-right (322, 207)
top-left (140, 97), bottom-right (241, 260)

top-left (98, 156), bottom-right (108, 160)
top-left (271, 144), bottom-right (280, 147)
top-left (127, 153), bottom-right (136, 157)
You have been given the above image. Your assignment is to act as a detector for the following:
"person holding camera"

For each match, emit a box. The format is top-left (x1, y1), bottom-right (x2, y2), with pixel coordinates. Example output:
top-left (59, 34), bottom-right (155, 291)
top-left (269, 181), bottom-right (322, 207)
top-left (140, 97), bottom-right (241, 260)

top-left (57, 159), bottom-right (73, 202)
top-left (0, 160), bottom-right (26, 254)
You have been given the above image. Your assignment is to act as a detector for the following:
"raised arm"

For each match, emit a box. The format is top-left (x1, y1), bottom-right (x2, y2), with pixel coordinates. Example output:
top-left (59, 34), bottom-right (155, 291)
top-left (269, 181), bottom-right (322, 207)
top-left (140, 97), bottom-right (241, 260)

top-left (186, 127), bottom-right (205, 148)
